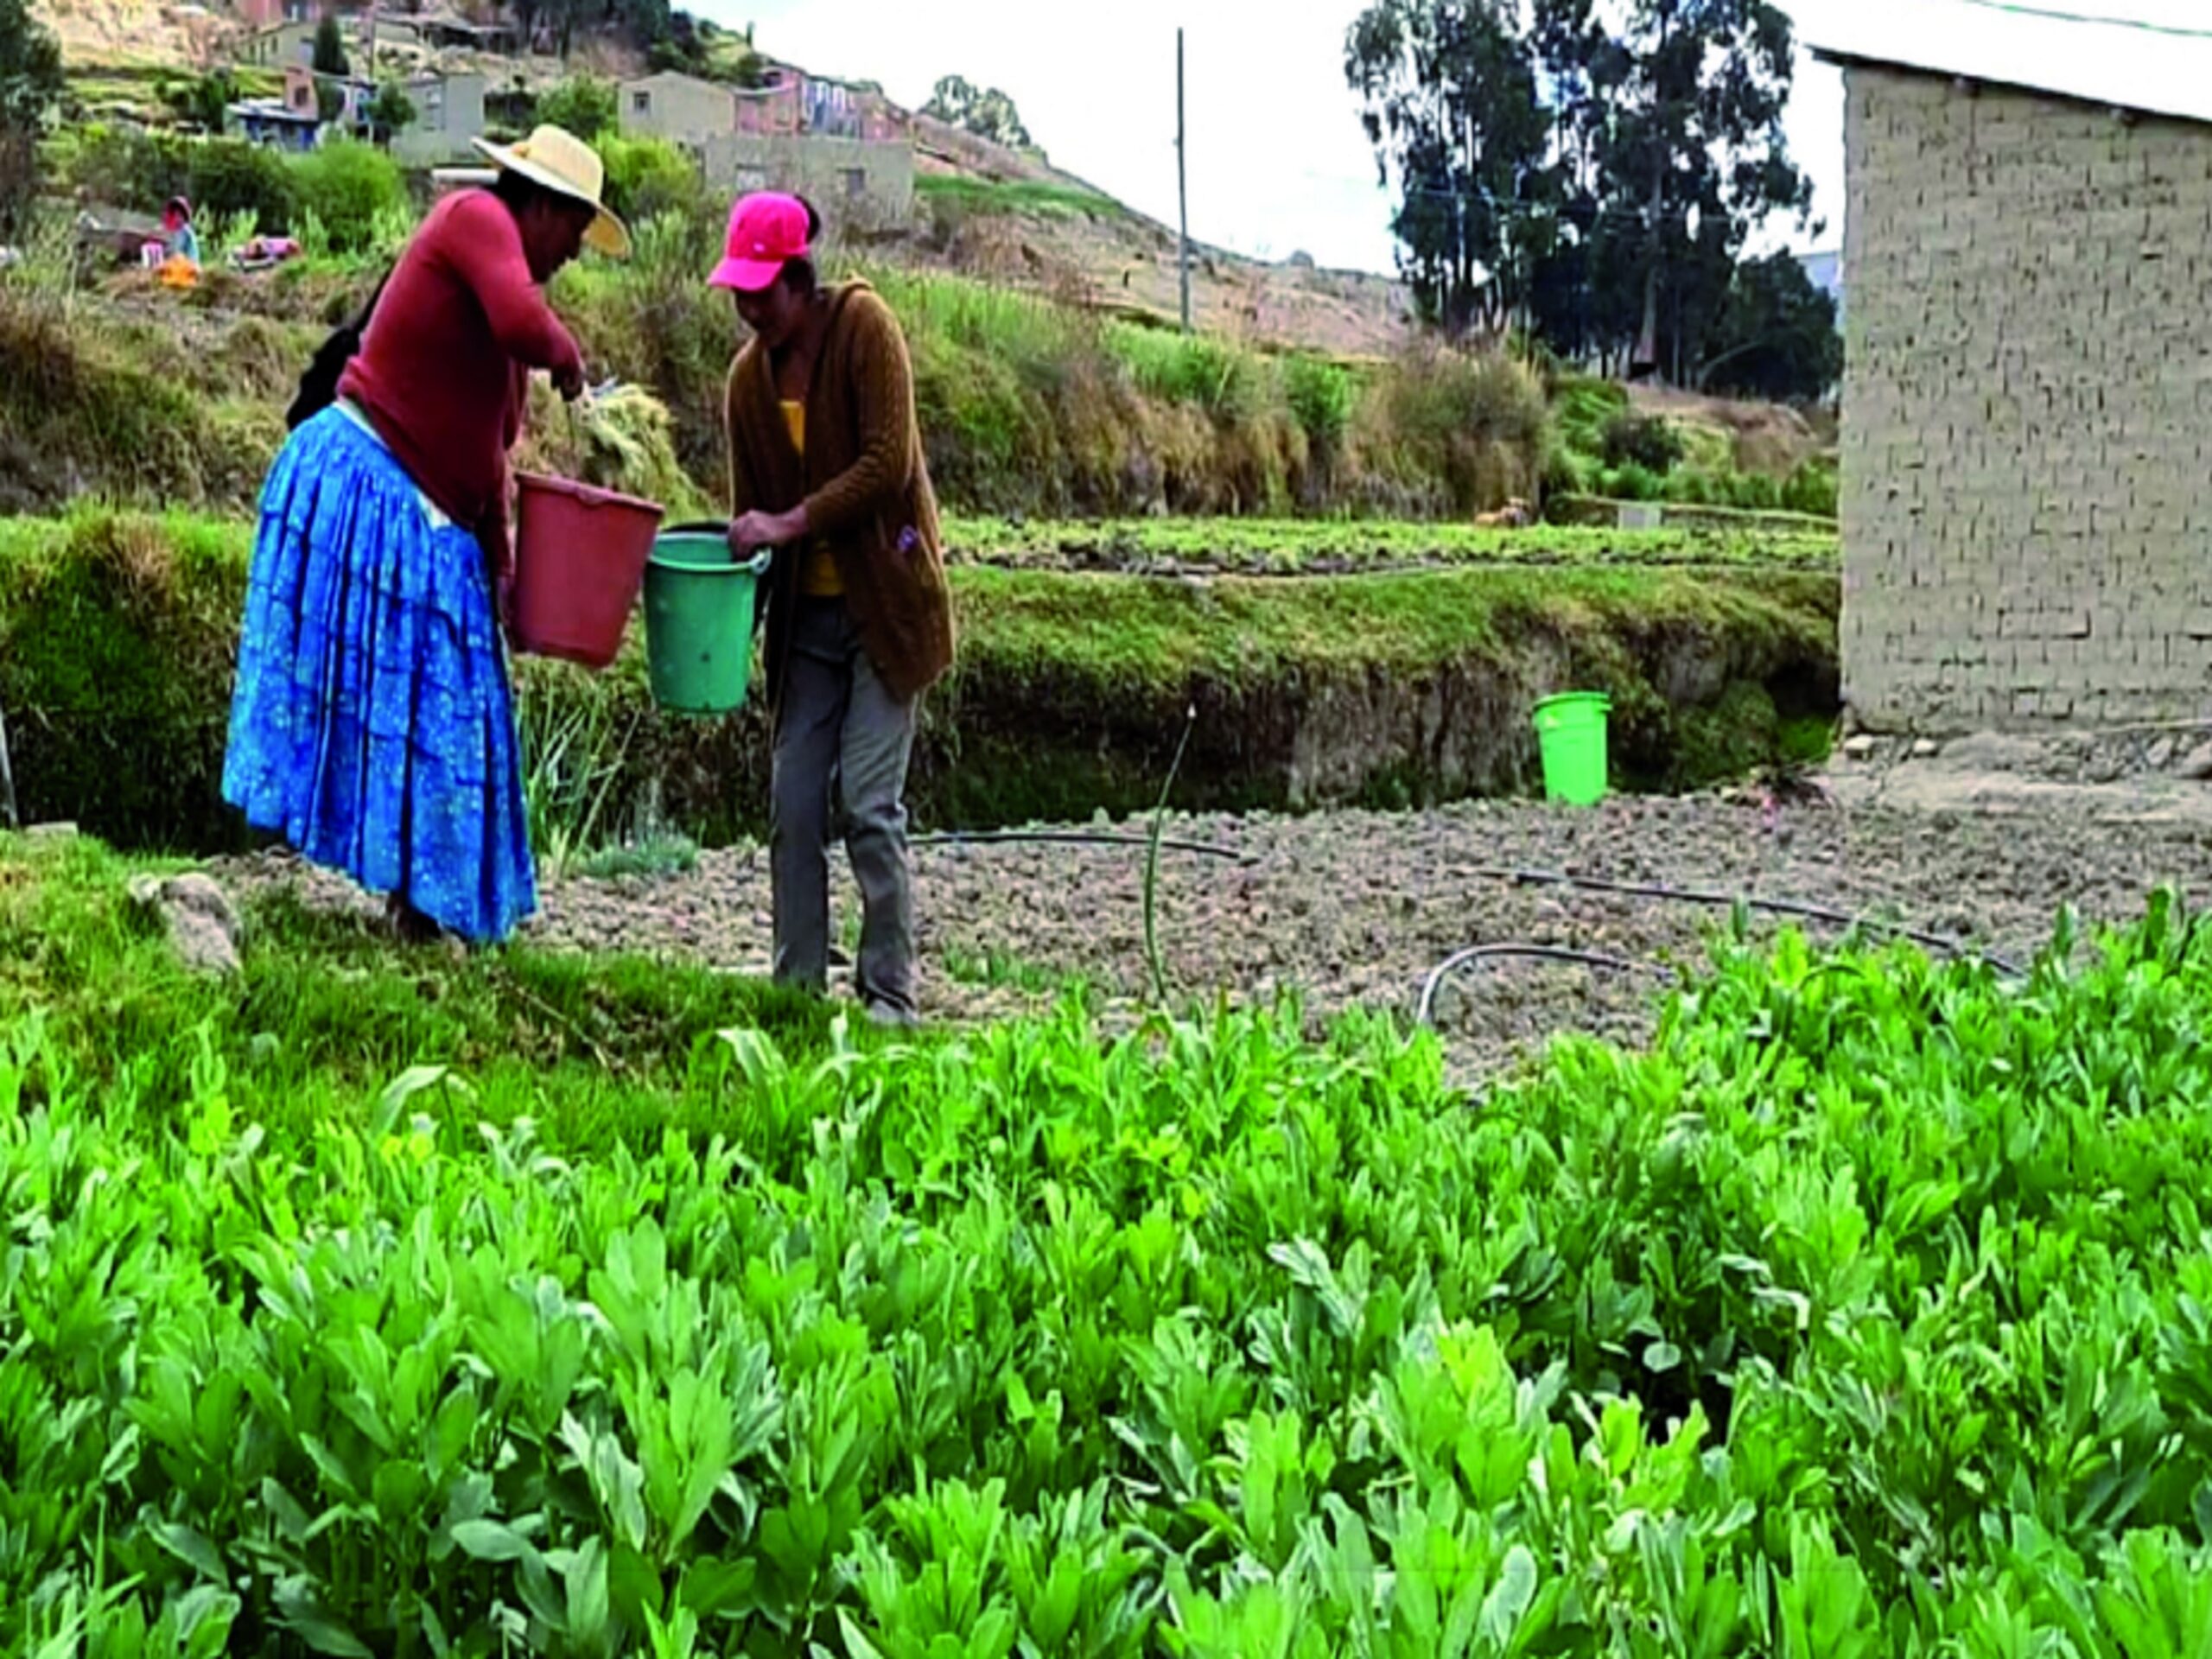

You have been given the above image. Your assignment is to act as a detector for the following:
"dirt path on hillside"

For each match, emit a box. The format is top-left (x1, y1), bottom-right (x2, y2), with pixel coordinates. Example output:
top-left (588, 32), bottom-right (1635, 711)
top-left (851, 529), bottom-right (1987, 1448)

top-left (214, 776), bottom-right (2212, 1082)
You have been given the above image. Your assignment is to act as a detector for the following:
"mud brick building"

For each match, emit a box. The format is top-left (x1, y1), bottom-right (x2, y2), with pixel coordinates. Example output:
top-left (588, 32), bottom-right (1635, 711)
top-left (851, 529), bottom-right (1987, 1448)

top-left (1804, 6), bottom-right (2212, 729)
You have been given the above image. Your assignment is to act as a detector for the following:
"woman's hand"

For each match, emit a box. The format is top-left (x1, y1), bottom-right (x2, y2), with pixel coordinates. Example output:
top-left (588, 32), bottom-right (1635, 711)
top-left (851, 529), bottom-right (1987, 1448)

top-left (729, 505), bottom-right (807, 557)
top-left (552, 359), bottom-right (586, 403)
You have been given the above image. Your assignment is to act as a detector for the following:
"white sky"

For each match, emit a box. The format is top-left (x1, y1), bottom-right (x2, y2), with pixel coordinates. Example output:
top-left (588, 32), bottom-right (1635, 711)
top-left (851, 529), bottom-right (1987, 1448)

top-left (702, 0), bottom-right (2177, 279)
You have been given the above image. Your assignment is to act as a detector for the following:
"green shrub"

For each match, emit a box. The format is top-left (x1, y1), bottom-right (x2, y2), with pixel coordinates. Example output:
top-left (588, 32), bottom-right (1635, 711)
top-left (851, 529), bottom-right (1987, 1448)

top-left (1600, 409), bottom-right (1684, 473)
top-left (594, 133), bottom-right (707, 225)
top-left (1281, 356), bottom-right (1354, 461)
top-left (1107, 326), bottom-right (1267, 428)
top-left (1781, 455), bottom-right (1840, 518)
top-left (537, 75), bottom-right (618, 142)
top-left (289, 139), bottom-right (406, 255)
top-left (1549, 372), bottom-right (1629, 455)
top-left (46, 122), bottom-right (188, 215)
top-left (1730, 471), bottom-right (1783, 512)
top-left (1370, 345), bottom-right (1548, 513)
top-left (188, 137), bottom-right (299, 233)
top-left (1673, 468), bottom-right (1717, 506)
top-left (1542, 443), bottom-right (1595, 502)
top-left (1605, 461), bottom-right (1661, 502)
top-left (49, 127), bottom-right (299, 232)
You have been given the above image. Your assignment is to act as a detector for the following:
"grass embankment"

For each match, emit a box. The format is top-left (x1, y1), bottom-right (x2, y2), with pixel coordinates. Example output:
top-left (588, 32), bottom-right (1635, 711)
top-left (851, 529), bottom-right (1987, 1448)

top-left (556, 238), bottom-right (1551, 521)
top-left (0, 290), bottom-right (307, 514)
top-left (0, 511), bottom-right (1838, 852)
top-left (1, 196), bottom-right (1554, 523)
top-left (0, 832), bottom-right (837, 1148)
top-left (7, 828), bottom-right (2212, 1652)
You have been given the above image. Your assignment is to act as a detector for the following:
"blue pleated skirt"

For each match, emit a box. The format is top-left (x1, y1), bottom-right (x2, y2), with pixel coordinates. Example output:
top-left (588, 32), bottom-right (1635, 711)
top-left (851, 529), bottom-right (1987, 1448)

top-left (221, 407), bottom-right (536, 943)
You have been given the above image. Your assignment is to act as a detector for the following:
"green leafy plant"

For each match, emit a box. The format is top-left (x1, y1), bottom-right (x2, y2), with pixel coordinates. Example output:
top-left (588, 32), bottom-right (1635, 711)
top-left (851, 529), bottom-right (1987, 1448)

top-left (10, 827), bottom-right (2212, 1650)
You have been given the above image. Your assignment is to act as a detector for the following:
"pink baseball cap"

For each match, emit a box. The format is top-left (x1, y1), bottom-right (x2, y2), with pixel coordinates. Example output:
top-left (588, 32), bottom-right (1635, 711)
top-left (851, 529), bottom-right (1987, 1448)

top-left (709, 193), bottom-right (811, 293)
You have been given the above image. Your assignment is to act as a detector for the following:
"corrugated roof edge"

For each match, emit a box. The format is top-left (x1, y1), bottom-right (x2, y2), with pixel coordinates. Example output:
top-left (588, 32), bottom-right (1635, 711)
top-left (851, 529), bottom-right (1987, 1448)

top-left (1787, 0), bottom-right (2212, 130)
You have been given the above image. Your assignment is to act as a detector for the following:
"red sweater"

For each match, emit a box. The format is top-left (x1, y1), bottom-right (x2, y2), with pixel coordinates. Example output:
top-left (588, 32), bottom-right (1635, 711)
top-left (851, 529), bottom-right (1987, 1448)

top-left (338, 189), bottom-right (584, 575)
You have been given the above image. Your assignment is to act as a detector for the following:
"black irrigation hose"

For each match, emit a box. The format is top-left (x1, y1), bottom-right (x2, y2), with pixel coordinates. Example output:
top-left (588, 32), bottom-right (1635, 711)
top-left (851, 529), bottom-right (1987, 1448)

top-left (1475, 866), bottom-right (2031, 980)
top-left (1416, 944), bottom-right (1647, 1027)
top-left (912, 830), bottom-right (1256, 864)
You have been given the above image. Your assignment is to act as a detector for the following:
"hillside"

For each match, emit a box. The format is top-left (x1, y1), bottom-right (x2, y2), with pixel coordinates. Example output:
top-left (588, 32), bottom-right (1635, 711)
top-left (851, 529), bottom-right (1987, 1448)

top-left (30, 0), bottom-right (1415, 359)
top-left (902, 115), bottom-right (1414, 359)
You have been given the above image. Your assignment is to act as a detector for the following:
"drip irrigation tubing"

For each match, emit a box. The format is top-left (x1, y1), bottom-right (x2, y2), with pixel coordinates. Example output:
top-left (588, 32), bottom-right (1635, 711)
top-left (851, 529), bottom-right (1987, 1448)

top-left (1418, 869), bottom-right (2032, 1028)
top-left (1471, 866), bottom-right (2031, 979)
top-left (912, 829), bottom-right (1256, 864)
top-left (1417, 944), bottom-right (1647, 1027)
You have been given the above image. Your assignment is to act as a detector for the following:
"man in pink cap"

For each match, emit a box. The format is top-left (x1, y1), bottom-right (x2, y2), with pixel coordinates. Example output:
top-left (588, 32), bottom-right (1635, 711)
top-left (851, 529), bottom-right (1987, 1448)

top-left (715, 191), bottom-right (955, 1027)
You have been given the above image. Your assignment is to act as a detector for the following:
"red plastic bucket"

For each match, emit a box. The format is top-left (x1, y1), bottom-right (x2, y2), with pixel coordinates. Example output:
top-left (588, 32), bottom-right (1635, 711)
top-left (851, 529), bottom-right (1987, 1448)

top-left (508, 474), bottom-right (666, 669)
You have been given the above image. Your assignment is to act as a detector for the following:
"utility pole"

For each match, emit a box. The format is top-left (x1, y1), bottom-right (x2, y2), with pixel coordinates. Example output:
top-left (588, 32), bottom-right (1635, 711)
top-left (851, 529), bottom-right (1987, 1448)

top-left (1177, 27), bottom-right (1191, 334)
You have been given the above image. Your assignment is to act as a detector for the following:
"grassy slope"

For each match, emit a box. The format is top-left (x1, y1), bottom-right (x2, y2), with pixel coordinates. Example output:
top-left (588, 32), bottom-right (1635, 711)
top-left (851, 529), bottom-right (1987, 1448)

top-left (0, 831), bottom-right (842, 1150)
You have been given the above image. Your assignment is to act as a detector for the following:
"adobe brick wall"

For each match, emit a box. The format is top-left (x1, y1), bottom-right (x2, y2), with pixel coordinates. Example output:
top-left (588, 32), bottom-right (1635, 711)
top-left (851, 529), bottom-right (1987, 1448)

top-left (1840, 64), bottom-right (2212, 730)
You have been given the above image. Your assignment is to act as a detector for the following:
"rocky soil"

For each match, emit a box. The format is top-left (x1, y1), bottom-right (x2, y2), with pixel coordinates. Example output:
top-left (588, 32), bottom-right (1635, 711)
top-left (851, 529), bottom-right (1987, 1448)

top-left (215, 767), bottom-right (2212, 1082)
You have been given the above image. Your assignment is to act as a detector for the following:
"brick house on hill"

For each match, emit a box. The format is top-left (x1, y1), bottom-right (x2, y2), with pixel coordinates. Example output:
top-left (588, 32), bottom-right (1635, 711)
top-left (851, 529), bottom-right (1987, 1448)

top-left (1802, 3), bottom-right (2212, 730)
top-left (619, 64), bottom-right (913, 219)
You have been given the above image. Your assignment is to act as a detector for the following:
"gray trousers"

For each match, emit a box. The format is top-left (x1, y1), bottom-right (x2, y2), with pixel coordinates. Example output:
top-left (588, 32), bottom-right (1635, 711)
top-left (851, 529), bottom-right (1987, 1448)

top-left (771, 598), bottom-right (918, 1013)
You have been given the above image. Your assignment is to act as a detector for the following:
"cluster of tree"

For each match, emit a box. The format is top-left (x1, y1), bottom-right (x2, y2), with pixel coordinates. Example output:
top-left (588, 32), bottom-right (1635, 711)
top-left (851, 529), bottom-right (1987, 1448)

top-left (922, 75), bottom-right (1032, 149)
top-left (0, 0), bottom-right (62, 236)
top-left (504, 0), bottom-right (753, 79)
top-left (1345, 0), bottom-right (1840, 402)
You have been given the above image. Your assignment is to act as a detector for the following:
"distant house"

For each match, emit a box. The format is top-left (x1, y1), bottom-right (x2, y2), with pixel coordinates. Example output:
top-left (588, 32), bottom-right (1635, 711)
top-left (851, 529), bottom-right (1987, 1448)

top-left (235, 0), bottom-right (310, 27)
top-left (1804, 4), bottom-right (2212, 730)
top-left (284, 64), bottom-right (373, 130)
top-left (235, 19), bottom-right (317, 69)
top-left (625, 62), bottom-right (910, 147)
top-left (619, 72), bottom-right (739, 147)
top-left (414, 12), bottom-right (518, 54)
top-left (618, 60), bottom-right (913, 221)
top-left (391, 71), bottom-right (487, 166)
top-left (732, 75), bottom-right (803, 137)
top-left (701, 131), bottom-right (913, 220)
top-left (229, 98), bottom-right (320, 152)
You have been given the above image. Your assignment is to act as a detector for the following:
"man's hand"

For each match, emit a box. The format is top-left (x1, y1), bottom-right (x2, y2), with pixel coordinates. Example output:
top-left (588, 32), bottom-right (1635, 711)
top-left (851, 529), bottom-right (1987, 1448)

top-left (552, 359), bottom-right (587, 403)
top-left (728, 505), bottom-right (807, 557)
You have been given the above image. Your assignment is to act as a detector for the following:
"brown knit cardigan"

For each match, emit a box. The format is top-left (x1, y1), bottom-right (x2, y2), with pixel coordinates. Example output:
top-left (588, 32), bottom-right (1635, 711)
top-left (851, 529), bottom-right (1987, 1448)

top-left (725, 281), bottom-right (955, 710)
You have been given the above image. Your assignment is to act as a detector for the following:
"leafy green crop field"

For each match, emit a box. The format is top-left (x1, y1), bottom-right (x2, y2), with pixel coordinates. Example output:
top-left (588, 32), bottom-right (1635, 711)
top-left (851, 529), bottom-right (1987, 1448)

top-left (944, 516), bottom-right (1840, 575)
top-left (10, 834), bottom-right (2212, 1656)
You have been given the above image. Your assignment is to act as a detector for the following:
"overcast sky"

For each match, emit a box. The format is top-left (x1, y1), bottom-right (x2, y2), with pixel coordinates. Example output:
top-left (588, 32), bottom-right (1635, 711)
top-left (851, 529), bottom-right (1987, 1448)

top-left (700, 0), bottom-right (2172, 278)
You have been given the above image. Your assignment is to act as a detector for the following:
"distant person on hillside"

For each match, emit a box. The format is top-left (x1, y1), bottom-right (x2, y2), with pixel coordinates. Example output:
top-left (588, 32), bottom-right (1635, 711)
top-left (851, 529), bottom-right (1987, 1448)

top-left (714, 191), bottom-right (955, 1027)
top-left (162, 197), bottom-right (200, 268)
top-left (221, 125), bottom-right (627, 947)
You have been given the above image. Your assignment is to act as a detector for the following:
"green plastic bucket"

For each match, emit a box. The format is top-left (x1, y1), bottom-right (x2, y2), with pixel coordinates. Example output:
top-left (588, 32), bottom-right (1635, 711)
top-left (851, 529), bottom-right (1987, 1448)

top-left (643, 528), bottom-right (772, 715)
top-left (1532, 691), bottom-right (1611, 805)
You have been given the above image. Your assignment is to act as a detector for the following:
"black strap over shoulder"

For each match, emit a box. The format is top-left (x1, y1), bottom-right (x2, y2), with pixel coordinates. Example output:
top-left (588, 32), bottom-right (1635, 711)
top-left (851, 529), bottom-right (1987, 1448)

top-left (285, 266), bottom-right (396, 432)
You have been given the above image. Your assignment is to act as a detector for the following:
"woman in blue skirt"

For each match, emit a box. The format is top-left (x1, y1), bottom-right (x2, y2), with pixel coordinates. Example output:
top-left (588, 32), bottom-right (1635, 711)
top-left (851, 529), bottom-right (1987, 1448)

top-left (222, 126), bottom-right (629, 945)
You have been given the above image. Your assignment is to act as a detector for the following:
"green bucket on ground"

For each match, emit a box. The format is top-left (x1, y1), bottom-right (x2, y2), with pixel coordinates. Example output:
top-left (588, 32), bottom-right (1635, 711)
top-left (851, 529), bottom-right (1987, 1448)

top-left (1532, 691), bottom-right (1611, 805)
top-left (643, 529), bottom-right (772, 715)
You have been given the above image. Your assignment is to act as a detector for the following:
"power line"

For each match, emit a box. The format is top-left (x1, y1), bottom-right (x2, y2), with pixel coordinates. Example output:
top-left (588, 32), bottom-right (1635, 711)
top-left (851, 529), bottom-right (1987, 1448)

top-left (1948, 0), bottom-right (2212, 39)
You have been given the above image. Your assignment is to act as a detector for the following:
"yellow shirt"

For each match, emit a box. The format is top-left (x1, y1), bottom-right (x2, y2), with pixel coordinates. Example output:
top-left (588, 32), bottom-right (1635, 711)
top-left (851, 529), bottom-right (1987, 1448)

top-left (782, 399), bottom-right (842, 598)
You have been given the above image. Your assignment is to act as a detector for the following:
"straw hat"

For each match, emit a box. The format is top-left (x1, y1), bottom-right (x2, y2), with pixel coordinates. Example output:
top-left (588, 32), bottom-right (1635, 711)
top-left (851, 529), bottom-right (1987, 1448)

top-left (471, 124), bottom-right (631, 258)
